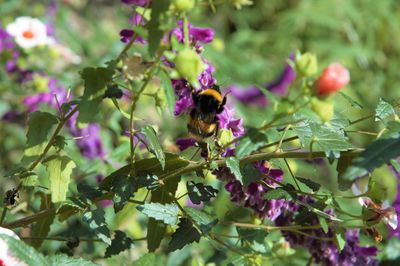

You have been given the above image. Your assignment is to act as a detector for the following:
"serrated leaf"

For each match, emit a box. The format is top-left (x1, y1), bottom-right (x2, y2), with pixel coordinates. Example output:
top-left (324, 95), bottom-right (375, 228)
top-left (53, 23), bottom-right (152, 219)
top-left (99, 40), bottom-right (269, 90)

top-left (184, 207), bottom-right (217, 234)
top-left (137, 203), bottom-right (179, 225)
top-left (25, 111), bottom-right (58, 157)
top-left (147, 175), bottom-right (180, 252)
top-left (105, 230), bottom-right (134, 258)
top-left (47, 254), bottom-right (99, 266)
top-left (342, 136), bottom-right (400, 182)
top-left (375, 97), bottom-right (396, 121)
top-left (100, 153), bottom-right (189, 190)
top-left (167, 218), bottom-right (201, 252)
top-left (159, 70), bottom-right (175, 114)
top-left (236, 128), bottom-right (268, 157)
top-left (187, 181), bottom-right (218, 205)
top-left (338, 91), bottom-right (363, 109)
top-left (141, 125), bottom-right (166, 170)
top-left (0, 234), bottom-right (47, 265)
top-left (241, 163), bottom-right (262, 186)
top-left (57, 199), bottom-right (86, 222)
top-left (44, 156), bottom-right (76, 203)
top-left (236, 228), bottom-right (269, 254)
top-left (226, 157), bottom-right (243, 184)
top-left (82, 208), bottom-right (111, 245)
top-left (148, 0), bottom-right (171, 55)
top-left (80, 67), bottom-right (114, 98)
top-left (112, 176), bottom-right (138, 212)
top-left (77, 182), bottom-right (103, 201)
top-left (263, 188), bottom-right (293, 200)
top-left (296, 177), bottom-right (320, 192)
top-left (294, 120), bottom-right (353, 157)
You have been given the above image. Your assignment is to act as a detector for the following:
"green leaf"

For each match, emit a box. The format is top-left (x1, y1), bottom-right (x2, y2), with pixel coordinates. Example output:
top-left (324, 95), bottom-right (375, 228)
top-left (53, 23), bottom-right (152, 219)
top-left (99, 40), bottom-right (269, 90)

top-left (80, 67), bottom-right (114, 98)
top-left (159, 70), bottom-right (175, 114)
top-left (78, 66), bottom-right (114, 123)
top-left (294, 120), bottom-right (353, 157)
top-left (100, 153), bottom-right (188, 190)
top-left (148, 0), bottom-right (171, 55)
top-left (44, 155), bottom-right (76, 203)
top-left (184, 207), bottom-right (217, 234)
top-left (263, 188), bottom-right (293, 201)
top-left (133, 253), bottom-right (163, 266)
top-left (0, 234), bottom-right (47, 265)
top-left (112, 176), bottom-right (138, 212)
top-left (25, 111), bottom-right (58, 157)
top-left (147, 175), bottom-right (181, 252)
top-left (391, 159), bottom-right (400, 173)
top-left (141, 125), bottom-right (166, 170)
top-left (77, 182), bottom-right (103, 201)
top-left (77, 97), bottom-right (103, 123)
top-left (137, 203), bottom-right (179, 225)
top-left (336, 156), bottom-right (354, 191)
top-left (57, 199), bottom-right (86, 222)
top-left (338, 91), bottom-right (363, 109)
top-left (187, 181), bottom-right (218, 204)
top-left (241, 163), bottom-right (262, 186)
top-left (296, 177), bottom-right (321, 192)
top-left (105, 230), bottom-right (134, 258)
top-left (167, 218), bottom-right (201, 252)
top-left (226, 157), bottom-right (243, 184)
top-left (236, 128), bottom-right (268, 157)
top-left (375, 97), bottom-right (396, 121)
top-left (82, 208), bottom-right (111, 245)
top-left (318, 216), bottom-right (329, 234)
top-left (334, 229), bottom-right (346, 251)
top-left (47, 254), bottom-right (99, 266)
top-left (342, 135), bottom-right (400, 182)
top-left (31, 194), bottom-right (55, 248)
top-left (236, 228), bottom-right (269, 254)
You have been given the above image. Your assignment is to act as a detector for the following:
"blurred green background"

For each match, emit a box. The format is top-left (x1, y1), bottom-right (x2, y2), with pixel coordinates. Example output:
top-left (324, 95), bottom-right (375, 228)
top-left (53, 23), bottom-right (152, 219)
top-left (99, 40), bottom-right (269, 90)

top-left (1, 0), bottom-right (400, 264)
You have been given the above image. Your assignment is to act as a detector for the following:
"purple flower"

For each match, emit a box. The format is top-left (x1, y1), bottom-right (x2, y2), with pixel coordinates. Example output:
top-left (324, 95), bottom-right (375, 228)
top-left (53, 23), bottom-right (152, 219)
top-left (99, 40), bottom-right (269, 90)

top-left (229, 54), bottom-right (296, 107)
top-left (389, 161), bottom-right (400, 237)
top-left (120, 14), bottom-right (146, 44)
top-left (176, 137), bottom-right (197, 151)
top-left (121, 0), bottom-right (150, 6)
top-left (71, 124), bottom-right (106, 160)
top-left (217, 107), bottom-right (244, 137)
top-left (0, 27), bottom-right (15, 52)
top-left (170, 20), bottom-right (214, 45)
top-left (221, 162), bottom-right (288, 221)
top-left (229, 85), bottom-right (268, 107)
top-left (173, 79), bottom-right (194, 116)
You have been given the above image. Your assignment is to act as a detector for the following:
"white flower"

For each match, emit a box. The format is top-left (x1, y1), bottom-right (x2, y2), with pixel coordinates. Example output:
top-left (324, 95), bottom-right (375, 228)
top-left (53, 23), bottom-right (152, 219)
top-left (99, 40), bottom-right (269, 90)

top-left (0, 226), bottom-right (27, 266)
top-left (6, 16), bottom-right (52, 48)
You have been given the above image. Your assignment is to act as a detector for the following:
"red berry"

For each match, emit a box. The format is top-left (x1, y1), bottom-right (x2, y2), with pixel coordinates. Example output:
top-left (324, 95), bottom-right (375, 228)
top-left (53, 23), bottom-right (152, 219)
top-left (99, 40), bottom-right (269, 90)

top-left (316, 63), bottom-right (350, 96)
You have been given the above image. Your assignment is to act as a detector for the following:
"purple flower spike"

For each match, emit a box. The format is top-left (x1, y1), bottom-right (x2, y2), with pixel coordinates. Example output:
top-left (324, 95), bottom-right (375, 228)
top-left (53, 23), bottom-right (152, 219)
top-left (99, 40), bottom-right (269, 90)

top-left (172, 79), bottom-right (194, 116)
top-left (170, 20), bottom-right (214, 45)
top-left (120, 13), bottom-right (146, 44)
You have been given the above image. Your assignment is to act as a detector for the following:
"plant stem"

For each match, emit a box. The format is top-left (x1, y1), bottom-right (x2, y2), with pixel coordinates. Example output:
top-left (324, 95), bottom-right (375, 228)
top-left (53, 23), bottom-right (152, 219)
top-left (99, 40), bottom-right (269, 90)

top-left (183, 15), bottom-right (190, 48)
top-left (0, 208), bottom-right (7, 225)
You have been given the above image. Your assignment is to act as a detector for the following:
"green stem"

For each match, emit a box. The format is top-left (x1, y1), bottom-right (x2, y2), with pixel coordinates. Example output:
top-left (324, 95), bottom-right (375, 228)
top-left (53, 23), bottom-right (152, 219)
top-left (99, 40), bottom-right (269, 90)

top-left (0, 208), bottom-right (7, 226)
top-left (183, 15), bottom-right (190, 48)
top-left (284, 158), bottom-right (301, 191)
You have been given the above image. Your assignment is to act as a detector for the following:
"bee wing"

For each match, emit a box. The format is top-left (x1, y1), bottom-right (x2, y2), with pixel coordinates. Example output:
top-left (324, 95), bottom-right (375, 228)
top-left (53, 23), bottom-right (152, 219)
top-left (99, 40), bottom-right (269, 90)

top-left (383, 213), bottom-right (398, 230)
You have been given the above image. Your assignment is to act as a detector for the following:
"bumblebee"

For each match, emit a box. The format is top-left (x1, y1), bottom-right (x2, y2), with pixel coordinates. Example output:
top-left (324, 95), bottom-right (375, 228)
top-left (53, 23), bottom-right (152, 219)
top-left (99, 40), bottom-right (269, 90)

top-left (188, 85), bottom-right (227, 139)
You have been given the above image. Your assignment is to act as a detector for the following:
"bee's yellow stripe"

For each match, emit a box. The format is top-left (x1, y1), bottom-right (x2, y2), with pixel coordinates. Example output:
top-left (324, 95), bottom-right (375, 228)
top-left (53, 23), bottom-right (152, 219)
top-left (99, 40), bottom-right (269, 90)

top-left (199, 89), bottom-right (222, 103)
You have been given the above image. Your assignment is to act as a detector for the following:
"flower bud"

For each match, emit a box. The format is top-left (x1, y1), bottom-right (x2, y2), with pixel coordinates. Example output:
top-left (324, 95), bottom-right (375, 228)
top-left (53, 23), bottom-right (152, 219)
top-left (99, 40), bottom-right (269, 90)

top-left (172, 0), bottom-right (195, 13)
top-left (310, 97), bottom-right (334, 122)
top-left (174, 48), bottom-right (205, 87)
top-left (315, 63), bottom-right (350, 96)
top-left (295, 52), bottom-right (318, 77)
